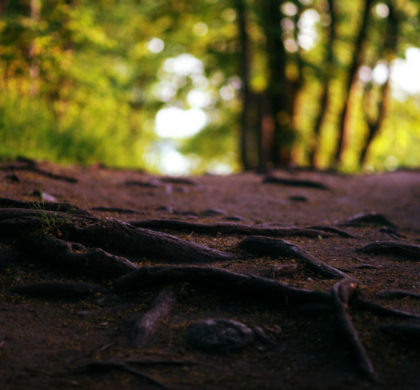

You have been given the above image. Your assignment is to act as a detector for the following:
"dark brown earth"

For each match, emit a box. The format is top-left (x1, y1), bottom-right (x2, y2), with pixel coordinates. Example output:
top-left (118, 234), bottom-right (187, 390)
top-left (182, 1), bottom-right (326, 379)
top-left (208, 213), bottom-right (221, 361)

top-left (0, 160), bottom-right (419, 390)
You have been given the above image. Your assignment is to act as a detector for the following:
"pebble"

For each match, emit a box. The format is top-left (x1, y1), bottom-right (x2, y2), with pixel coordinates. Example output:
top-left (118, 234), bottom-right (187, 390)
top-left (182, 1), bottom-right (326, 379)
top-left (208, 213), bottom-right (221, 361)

top-left (186, 319), bottom-right (255, 353)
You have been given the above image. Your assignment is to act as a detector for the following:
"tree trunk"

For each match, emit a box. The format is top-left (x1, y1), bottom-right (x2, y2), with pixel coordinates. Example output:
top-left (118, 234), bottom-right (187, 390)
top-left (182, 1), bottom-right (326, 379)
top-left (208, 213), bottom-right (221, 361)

top-left (29, 0), bottom-right (41, 97)
top-left (333, 0), bottom-right (373, 167)
top-left (309, 0), bottom-right (336, 168)
top-left (236, 0), bottom-right (252, 171)
top-left (261, 0), bottom-right (292, 168)
top-left (359, 1), bottom-right (399, 167)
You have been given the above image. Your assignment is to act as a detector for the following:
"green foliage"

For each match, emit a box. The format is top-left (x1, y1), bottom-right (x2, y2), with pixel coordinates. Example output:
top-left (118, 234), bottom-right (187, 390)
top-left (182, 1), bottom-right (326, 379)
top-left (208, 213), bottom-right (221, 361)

top-left (0, 0), bottom-right (419, 173)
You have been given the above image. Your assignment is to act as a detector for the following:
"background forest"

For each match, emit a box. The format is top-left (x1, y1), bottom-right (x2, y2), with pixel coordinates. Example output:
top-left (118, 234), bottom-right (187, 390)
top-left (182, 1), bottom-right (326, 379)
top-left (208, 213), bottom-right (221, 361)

top-left (0, 0), bottom-right (419, 174)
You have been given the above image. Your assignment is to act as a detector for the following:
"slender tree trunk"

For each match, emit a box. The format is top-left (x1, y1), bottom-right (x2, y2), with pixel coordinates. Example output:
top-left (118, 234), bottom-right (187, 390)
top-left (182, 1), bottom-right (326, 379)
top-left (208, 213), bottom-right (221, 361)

top-left (262, 0), bottom-right (292, 168)
top-left (29, 0), bottom-right (41, 97)
top-left (0, 0), bottom-right (8, 14)
top-left (309, 0), bottom-right (336, 168)
top-left (333, 0), bottom-right (373, 167)
top-left (359, 1), bottom-right (399, 167)
top-left (258, 93), bottom-right (275, 172)
top-left (236, 0), bottom-right (252, 170)
top-left (359, 77), bottom-right (391, 166)
top-left (289, 3), bottom-right (305, 166)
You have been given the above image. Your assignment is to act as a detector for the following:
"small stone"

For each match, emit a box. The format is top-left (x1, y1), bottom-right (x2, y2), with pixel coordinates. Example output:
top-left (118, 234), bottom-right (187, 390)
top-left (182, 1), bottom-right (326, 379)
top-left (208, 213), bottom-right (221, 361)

top-left (31, 190), bottom-right (57, 202)
top-left (272, 264), bottom-right (298, 277)
top-left (186, 319), bottom-right (255, 353)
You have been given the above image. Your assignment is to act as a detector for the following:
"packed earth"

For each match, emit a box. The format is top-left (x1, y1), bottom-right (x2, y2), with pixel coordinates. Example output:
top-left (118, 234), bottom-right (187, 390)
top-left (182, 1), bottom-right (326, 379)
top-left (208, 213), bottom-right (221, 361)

top-left (0, 158), bottom-right (419, 390)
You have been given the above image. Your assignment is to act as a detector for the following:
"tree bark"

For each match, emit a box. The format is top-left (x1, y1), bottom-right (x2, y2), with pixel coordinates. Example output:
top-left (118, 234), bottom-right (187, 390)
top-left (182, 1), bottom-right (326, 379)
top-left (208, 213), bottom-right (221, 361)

top-left (261, 0), bottom-right (292, 167)
top-left (359, 1), bottom-right (399, 167)
top-left (333, 0), bottom-right (373, 167)
top-left (236, 0), bottom-right (252, 171)
top-left (309, 0), bottom-right (337, 168)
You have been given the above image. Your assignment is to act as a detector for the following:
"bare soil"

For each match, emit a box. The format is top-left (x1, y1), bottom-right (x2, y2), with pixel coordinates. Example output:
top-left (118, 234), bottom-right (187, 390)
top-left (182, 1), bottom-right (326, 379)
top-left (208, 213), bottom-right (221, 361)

top-left (0, 160), bottom-right (419, 390)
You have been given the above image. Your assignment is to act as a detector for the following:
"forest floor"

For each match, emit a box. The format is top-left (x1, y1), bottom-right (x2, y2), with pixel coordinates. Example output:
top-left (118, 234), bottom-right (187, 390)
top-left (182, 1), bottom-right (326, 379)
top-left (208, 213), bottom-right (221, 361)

top-left (0, 159), bottom-right (419, 390)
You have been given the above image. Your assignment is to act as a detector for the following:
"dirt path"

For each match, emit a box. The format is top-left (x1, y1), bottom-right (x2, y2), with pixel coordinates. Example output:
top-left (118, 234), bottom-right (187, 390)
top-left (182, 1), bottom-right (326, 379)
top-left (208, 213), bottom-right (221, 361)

top-left (0, 160), bottom-right (419, 389)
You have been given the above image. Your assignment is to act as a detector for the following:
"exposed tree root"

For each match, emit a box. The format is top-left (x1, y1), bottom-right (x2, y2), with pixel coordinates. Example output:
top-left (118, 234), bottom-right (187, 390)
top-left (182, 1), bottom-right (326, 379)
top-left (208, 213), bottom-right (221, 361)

top-left (20, 235), bottom-right (138, 278)
top-left (124, 180), bottom-right (161, 188)
top-left (0, 198), bottom-right (90, 216)
top-left (332, 279), bottom-right (379, 383)
top-left (378, 323), bottom-right (420, 345)
top-left (0, 163), bottom-right (78, 183)
top-left (115, 266), bottom-right (331, 305)
top-left (239, 236), bottom-right (348, 279)
top-left (11, 281), bottom-right (108, 299)
top-left (339, 212), bottom-right (396, 228)
top-left (91, 206), bottom-right (142, 214)
top-left (79, 361), bottom-right (168, 389)
top-left (375, 290), bottom-right (420, 300)
top-left (124, 358), bottom-right (197, 366)
top-left (159, 177), bottom-right (196, 186)
top-left (262, 175), bottom-right (329, 190)
top-left (356, 241), bottom-right (420, 260)
top-left (0, 209), bottom-right (233, 263)
top-left (130, 219), bottom-right (334, 238)
top-left (307, 225), bottom-right (357, 238)
top-left (351, 298), bottom-right (420, 320)
top-left (131, 290), bottom-right (176, 348)
top-left (66, 219), bottom-right (233, 263)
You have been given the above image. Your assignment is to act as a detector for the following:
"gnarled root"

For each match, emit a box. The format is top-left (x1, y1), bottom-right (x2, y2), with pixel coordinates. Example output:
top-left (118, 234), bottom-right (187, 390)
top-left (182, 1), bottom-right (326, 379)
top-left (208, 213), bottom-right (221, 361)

top-left (332, 279), bottom-right (379, 383)
top-left (239, 236), bottom-right (348, 279)
top-left (131, 290), bottom-right (176, 348)
top-left (115, 266), bottom-right (331, 305)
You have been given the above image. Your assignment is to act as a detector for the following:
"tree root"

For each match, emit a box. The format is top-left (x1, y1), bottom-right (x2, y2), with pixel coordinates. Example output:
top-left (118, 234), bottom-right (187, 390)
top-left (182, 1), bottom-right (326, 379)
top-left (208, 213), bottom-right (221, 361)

top-left (356, 241), bottom-right (420, 260)
top-left (239, 236), bottom-right (348, 279)
top-left (124, 358), bottom-right (197, 366)
top-left (307, 225), bottom-right (357, 238)
top-left (130, 219), bottom-right (334, 238)
top-left (20, 235), bottom-right (138, 278)
top-left (124, 180), bottom-right (161, 188)
top-left (332, 279), bottom-right (379, 383)
top-left (66, 219), bottom-right (233, 263)
top-left (131, 290), bottom-right (176, 348)
top-left (0, 163), bottom-right (78, 183)
top-left (351, 298), bottom-right (420, 320)
top-left (11, 281), bottom-right (108, 299)
top-left (375, 290), bottom-right (420, 300)
top-left (115, 266), bottom-right (331, 305)
top-left (262, 175), bottom-right (329, 190)
top-left (91, 206), bottom-right (142, 214)
top-left (0, 209), bottom-right (233, 263)
top-left (79, 361), bottom-right (168, 389)
top-left (339, 212), bottom-right (396, 228)
top-left (159, 177), bottom-right (196, 186)
top-left (0, 198), bottom-right (90, 216)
